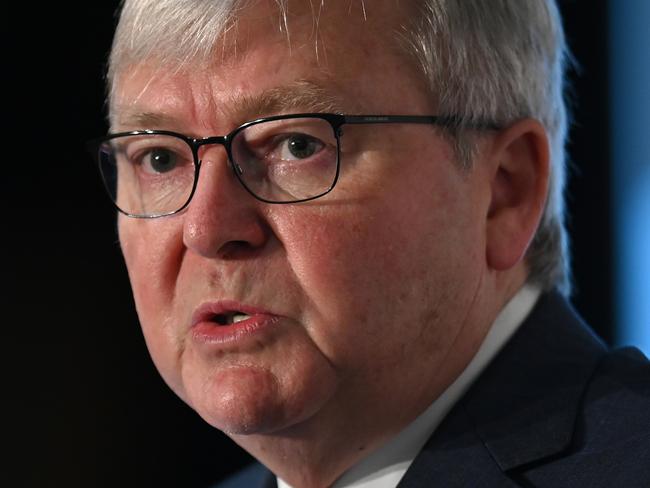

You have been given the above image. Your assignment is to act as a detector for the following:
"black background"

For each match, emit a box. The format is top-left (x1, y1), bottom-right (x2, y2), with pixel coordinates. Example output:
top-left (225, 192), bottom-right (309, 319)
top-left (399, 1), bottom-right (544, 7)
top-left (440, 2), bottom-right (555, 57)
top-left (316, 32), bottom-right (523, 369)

top-left (6, 1), bottom-right (613, 486)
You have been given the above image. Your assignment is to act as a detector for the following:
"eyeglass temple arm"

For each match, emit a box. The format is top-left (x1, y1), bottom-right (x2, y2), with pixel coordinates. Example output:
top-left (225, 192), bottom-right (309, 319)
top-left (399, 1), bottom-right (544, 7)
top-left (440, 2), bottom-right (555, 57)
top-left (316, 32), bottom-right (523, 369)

top-left (342, 115), bottom-right (500, 130)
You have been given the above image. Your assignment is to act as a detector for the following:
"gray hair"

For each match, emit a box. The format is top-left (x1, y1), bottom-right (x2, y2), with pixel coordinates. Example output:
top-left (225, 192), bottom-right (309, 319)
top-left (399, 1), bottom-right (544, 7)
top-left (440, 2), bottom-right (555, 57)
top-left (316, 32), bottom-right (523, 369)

top-left (108, 0), bottom-right (572, 295)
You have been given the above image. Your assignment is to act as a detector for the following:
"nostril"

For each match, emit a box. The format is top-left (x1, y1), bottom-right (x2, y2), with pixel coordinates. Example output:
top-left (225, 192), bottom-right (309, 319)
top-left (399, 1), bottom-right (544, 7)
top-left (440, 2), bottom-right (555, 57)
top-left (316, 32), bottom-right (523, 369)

top-left (217, 240), bottom-right (261, 260)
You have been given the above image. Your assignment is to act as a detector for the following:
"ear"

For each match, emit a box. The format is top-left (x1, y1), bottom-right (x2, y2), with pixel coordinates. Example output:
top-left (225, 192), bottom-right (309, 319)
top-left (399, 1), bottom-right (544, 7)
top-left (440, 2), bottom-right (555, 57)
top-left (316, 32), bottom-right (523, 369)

top-left (485, 118), bottom-right (550, 271)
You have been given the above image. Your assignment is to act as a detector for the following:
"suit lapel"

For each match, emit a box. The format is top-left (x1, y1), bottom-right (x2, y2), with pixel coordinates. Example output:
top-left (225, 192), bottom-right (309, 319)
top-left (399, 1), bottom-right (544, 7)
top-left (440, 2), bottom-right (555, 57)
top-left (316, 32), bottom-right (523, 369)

top-left (399, 292), bottom-right (606, 486)
top-left (397, 403), bottom-right (521, 487)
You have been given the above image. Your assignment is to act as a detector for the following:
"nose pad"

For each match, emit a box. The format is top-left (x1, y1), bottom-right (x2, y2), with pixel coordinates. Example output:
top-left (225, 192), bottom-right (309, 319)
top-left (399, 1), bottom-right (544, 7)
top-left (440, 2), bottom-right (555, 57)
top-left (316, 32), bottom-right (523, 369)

top-left (190, 147), bottom-right (238, 205)
top-left (196, 145), bottom-right (233, 180)
top-left (195, 156), bottom-right (241, 187)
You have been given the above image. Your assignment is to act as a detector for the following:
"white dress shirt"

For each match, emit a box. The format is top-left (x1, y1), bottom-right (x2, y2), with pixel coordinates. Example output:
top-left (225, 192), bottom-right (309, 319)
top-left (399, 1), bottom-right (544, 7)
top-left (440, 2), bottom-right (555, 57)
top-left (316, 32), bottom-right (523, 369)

top-left (278, 284), bottom-right (542, 488)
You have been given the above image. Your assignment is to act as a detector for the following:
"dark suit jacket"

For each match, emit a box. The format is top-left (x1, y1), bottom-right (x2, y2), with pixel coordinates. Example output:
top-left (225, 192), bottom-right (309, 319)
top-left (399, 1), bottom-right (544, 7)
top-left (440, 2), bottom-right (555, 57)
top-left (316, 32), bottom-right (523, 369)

top-left (215, 292), bottom-right (650, 487)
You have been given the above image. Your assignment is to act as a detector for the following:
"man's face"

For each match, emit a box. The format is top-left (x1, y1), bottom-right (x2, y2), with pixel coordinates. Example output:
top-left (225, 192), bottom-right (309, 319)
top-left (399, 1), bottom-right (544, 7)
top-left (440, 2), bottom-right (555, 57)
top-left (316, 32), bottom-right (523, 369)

top-left (114, 1), bottom-right (494, 447)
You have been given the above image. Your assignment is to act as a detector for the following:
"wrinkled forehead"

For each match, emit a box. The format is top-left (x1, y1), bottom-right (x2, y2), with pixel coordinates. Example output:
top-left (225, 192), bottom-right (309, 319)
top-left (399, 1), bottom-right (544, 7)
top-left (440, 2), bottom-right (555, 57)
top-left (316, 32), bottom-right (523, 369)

top-left (108, 0), bottom-right (417, 115)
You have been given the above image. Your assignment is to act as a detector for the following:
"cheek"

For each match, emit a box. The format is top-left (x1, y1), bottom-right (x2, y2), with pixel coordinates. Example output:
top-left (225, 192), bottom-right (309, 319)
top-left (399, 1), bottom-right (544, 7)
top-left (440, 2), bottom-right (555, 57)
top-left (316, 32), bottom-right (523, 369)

top-left (120, 219), bottom-right (184, 300)
top-left (270, 177), bottom-right (484, 366)
top-left (118, 217), bottom-right (187, 392)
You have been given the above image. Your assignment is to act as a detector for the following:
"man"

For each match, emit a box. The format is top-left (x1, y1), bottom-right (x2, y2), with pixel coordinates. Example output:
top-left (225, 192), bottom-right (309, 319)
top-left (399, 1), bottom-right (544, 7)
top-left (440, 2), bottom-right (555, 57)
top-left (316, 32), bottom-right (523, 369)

top-left (90, 0), bottom-right (650, 486)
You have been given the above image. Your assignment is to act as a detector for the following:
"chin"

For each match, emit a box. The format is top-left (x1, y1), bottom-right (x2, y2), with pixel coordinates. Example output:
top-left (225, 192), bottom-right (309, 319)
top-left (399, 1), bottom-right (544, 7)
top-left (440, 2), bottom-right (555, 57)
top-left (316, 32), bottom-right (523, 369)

top-left (186, 361), bottom-right (339, 437)
top-left (185, 365), bottom-right (279, 433)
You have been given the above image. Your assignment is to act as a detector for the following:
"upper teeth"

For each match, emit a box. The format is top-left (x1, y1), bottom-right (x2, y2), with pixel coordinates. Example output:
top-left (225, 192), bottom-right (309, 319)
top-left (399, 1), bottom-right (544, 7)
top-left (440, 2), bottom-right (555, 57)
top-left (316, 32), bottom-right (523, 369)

top-left (231, 313), bottom-right (250, 324)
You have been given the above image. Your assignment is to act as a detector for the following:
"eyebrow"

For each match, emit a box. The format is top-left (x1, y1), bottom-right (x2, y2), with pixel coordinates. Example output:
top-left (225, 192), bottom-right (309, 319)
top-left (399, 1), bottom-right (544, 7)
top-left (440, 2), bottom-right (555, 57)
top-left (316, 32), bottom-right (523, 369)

top-left (235, 80), bottom-right (347, 119)
top-left (113, 111), bottom-right (181, 129)
top-left (112, 79), bottom-right (347, 132)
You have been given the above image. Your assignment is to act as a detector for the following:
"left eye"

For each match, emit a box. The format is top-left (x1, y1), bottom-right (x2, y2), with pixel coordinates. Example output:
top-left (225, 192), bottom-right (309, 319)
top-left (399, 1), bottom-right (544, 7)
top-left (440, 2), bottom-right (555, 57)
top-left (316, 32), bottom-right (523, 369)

top-left (278, 134), bottom-right (324, 160)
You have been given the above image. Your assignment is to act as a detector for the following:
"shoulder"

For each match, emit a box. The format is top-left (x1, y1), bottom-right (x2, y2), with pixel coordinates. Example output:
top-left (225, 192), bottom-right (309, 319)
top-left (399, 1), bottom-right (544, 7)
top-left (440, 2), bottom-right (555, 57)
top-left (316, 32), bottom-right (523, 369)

top-left (523, 345), bottom-right (650, 486)
top-left (581, 346), bottom-right (650, 440)
top-left (211, 462), bottom-right (275, 488)
top-left (460, 292), bottom-right (650, 485)
top-left (592, 346), bottom-right (650, 390)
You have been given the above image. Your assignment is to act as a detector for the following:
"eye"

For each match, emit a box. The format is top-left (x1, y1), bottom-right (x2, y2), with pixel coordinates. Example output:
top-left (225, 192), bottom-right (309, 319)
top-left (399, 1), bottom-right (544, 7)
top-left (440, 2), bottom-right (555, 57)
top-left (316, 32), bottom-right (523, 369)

top-left (278, 134), bottom-right (325, 161)
top-left (141, 148), bottom-right (179, 174)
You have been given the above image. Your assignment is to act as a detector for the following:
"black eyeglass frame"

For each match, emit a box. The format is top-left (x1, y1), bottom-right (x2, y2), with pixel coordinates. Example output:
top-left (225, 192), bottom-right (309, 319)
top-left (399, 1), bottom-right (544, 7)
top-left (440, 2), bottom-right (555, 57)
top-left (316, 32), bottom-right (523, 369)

top-left (87, 113), bottom-right (500, 218)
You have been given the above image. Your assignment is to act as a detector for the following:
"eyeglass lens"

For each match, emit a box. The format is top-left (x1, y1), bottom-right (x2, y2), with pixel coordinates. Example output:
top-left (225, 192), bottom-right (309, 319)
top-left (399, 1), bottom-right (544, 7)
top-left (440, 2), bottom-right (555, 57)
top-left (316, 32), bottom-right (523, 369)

top-left (98, 117), bottom-right (340, 217)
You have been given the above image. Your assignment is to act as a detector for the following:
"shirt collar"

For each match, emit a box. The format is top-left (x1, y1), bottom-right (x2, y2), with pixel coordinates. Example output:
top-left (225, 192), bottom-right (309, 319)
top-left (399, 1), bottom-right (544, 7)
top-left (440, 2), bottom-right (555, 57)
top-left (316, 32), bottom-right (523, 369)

top-left (278, 284), bottom-right (542, 488)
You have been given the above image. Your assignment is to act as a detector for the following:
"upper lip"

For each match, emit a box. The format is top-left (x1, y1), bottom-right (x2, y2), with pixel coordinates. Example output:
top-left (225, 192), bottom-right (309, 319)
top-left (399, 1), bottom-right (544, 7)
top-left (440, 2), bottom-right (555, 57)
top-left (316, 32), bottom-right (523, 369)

top-left (191, 300), bottom-right (275, 327)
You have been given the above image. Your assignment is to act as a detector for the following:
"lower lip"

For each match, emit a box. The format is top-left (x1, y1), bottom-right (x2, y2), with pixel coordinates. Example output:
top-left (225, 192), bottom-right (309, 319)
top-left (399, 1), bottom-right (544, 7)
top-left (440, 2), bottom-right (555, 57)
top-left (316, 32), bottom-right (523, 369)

top-left (191, 314), bottom-right (280, 346)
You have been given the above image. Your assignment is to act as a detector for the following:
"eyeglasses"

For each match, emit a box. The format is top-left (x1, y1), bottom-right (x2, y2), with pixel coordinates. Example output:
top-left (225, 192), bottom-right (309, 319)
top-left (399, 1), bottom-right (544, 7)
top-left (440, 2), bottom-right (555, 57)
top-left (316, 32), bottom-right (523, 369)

top-left (87, 113), bottom-right (497, 218)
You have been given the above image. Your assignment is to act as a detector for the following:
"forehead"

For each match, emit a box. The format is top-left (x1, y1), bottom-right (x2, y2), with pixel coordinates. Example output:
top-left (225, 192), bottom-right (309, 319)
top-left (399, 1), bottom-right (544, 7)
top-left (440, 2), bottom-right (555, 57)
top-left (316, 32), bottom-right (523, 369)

top-left (110, 0), bottom-right (429, 130)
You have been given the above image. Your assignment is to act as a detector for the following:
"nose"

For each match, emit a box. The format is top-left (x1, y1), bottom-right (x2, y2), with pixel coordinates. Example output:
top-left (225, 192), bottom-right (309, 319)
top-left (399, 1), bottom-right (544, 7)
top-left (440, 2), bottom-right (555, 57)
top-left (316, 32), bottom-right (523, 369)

top-left (182, 145), bottom-right (269, 259)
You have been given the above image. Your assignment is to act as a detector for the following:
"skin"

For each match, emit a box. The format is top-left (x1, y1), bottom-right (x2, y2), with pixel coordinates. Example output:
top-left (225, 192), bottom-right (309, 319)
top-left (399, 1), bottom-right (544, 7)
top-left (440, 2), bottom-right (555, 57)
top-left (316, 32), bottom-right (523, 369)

top-left (113, 2), bottom-right (550, 486)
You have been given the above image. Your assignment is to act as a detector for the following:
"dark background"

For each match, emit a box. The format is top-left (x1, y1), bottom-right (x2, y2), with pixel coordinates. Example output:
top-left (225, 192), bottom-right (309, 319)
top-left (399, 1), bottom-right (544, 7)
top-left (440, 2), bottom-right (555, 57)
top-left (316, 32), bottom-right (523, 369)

top-left (6, 1), bottom-right (613, 486)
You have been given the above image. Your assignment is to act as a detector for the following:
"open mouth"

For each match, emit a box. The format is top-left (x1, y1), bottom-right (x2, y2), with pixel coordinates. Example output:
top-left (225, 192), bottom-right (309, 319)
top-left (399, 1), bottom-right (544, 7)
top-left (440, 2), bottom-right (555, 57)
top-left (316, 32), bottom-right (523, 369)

top-left (191, 302), bottom-right (277, 343)
top-left (209, 312), bottom-right (252, 326)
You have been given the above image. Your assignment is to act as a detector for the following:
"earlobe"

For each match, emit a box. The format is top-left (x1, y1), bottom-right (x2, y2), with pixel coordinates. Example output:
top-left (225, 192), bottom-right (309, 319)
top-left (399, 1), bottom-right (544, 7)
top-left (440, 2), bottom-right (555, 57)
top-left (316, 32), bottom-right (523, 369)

top-left (485, 119), bottom-right (550, 271)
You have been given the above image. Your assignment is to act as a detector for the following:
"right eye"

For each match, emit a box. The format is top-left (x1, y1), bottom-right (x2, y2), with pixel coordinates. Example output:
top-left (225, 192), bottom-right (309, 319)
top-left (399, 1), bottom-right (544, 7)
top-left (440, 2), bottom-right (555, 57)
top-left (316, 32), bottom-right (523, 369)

top-left (121, 140), bottom-right (191, 175)
top-left (139, 148), bottom-right (180, 174)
